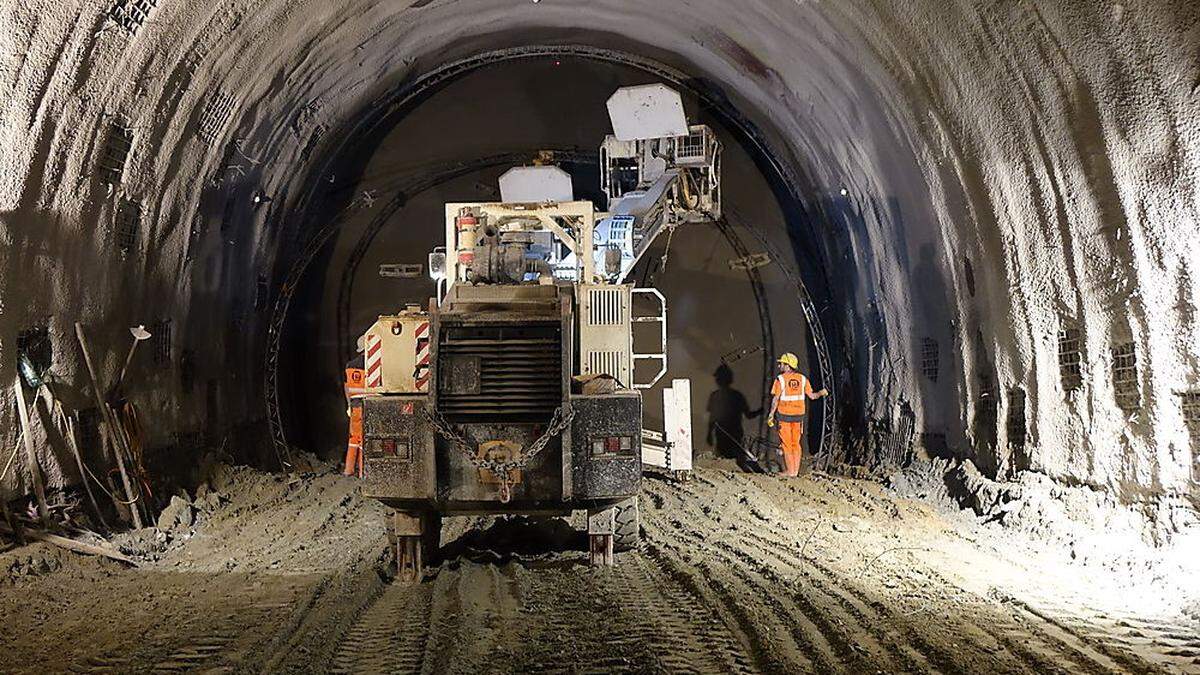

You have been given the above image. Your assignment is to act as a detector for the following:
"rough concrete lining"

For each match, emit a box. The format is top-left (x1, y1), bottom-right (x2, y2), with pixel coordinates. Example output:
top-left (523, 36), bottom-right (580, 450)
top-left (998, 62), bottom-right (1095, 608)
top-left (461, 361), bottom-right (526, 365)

top-left (1, 0), bottom-right (1198, 506)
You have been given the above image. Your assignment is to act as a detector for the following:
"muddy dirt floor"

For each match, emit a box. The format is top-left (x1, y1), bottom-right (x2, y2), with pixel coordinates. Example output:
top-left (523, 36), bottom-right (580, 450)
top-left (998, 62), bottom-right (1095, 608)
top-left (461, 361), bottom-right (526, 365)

top-left (1, 461), bottom-right (1197, 674)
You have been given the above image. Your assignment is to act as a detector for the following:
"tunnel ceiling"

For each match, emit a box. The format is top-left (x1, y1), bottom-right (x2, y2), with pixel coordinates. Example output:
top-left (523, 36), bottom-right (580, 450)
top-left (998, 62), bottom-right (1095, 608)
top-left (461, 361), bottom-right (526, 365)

top-left (2, 0), bottom-right (1199, 503)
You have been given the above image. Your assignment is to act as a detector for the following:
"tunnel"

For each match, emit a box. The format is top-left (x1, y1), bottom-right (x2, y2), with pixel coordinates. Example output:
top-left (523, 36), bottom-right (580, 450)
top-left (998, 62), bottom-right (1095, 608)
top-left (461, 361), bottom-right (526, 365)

top-left (2, 1), bottom-right (1199, 672)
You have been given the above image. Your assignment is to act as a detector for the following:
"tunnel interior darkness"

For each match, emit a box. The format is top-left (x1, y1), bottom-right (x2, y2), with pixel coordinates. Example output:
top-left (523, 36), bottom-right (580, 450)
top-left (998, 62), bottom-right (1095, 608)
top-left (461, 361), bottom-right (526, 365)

top-left (277, 55), bottom-right (822, 461)
top-left (2, 0), bottom-right (1198, 516)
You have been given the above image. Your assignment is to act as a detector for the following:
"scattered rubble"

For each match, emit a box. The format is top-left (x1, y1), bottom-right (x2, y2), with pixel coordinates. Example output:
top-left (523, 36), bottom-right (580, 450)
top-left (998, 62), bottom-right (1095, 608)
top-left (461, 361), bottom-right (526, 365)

top-left (155, 495), bottom-right (194, 532)
top-left (4, 550), bottom-right (62, 584)
top-left (888, 457), bottom-right (1200, 619)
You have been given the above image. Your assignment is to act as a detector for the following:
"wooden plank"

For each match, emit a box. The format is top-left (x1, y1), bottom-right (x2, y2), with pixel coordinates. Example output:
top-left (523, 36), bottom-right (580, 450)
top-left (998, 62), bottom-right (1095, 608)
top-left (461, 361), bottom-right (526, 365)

top-left (100, 428), bottom-right (131, 524)
top-left (74, 322), bottom-right (143, 529)
top-left (0, 524), bottom-right (137, 566)
top-left (13, 376), bottom-right (50, 526)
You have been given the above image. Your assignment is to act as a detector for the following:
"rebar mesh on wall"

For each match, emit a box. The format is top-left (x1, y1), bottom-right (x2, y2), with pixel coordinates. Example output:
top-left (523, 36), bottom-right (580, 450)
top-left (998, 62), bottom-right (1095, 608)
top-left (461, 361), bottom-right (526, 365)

top-left (1112, 342), bottom-right (1139, 412)
top-left (872, 401), bottom-right (916, 469)
top-left (1058, 326), bottom-right (1083, 393)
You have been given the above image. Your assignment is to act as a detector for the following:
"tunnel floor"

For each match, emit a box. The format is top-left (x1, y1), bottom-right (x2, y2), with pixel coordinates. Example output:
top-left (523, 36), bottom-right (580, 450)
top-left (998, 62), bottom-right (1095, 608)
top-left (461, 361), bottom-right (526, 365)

top-left (1, 464), bottom-right (1195, 673)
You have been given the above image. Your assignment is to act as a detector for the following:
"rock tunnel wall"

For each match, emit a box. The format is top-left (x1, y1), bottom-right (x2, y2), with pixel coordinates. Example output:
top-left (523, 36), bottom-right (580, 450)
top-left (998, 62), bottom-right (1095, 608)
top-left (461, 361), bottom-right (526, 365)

top-left (0, 0), bottom-right (1197, 504)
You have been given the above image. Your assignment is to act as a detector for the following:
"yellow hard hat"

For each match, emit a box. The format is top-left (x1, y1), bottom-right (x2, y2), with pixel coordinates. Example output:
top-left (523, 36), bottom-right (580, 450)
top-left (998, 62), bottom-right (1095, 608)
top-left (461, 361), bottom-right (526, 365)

top-left (777, 352), bottom-right (799, 369)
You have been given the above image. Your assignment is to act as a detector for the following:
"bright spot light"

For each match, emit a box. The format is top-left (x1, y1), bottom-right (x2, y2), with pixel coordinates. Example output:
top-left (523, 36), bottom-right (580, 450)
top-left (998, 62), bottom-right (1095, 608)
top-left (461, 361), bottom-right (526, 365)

top-left (839, 187), bottom-right (848, 196)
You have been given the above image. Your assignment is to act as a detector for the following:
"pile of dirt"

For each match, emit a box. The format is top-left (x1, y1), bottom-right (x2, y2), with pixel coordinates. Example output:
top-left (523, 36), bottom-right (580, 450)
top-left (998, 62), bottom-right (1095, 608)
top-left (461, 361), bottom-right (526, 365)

top-left (152, 461), bottom-right (390, 574)
top-left (3, 457), bottom-right (390, 582)
top-left (0, 457), bottom-right (397, 673)
top-left (888, 457), bottom-right (1200, 617)
top-left (105, 471), bottom-right (232, 561)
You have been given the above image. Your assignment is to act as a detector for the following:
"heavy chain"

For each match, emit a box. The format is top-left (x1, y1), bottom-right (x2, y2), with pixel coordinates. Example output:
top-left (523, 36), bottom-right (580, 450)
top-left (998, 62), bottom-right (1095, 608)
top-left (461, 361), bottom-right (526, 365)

top-left (425, 405), bottom-right (575, 503)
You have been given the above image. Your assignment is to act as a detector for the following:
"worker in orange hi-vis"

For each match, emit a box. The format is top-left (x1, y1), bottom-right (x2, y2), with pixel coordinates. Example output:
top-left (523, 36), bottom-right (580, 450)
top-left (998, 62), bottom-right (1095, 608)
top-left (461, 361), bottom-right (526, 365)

top-left (767, 352), bottom-right (828, 477)
top-left (343, 343), bottom-right (368, 477)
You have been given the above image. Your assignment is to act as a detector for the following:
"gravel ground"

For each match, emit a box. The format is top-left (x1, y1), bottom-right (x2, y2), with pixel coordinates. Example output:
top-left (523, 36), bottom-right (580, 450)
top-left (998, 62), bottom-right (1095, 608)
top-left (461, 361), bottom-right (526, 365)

top-left (1, 461), bottom-right (1196, 673)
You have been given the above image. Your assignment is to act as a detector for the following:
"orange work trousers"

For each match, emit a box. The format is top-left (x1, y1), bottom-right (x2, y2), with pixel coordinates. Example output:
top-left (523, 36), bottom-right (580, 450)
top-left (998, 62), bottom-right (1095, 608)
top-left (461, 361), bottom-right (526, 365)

top-left (344, 442), bottom-right (363, 478)
top-left (778, 420), bottom-right (804, 477)
top-left (344, 404), bottom-right (364, 478)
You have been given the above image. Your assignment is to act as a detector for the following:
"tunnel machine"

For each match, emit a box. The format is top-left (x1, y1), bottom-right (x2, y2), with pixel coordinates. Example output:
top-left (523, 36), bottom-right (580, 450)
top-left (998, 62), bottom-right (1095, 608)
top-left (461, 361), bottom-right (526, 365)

top-left (352, 85), bottom-right (720, 576)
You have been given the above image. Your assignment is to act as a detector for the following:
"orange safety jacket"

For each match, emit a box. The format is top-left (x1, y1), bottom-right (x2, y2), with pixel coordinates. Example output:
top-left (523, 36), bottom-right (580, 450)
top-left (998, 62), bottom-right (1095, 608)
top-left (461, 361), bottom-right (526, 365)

top-left (772, 372), bottom-right (814, 418)
top-left (344, 367), bottom-right (368, 400)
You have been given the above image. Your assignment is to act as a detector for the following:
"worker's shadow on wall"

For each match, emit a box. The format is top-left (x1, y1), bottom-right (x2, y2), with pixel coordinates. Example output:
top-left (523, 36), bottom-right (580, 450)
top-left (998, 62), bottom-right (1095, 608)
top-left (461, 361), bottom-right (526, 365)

top-left (438, 516), bottom-right (588, 569)
top-left (706, 364), bottom-right (764, 471)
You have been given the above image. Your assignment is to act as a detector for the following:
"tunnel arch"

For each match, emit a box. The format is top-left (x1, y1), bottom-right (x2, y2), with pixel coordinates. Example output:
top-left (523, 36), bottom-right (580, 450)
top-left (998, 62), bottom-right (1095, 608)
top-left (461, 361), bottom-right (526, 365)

top-left (1, 0), bottom-right (1196, 506)
top-left (264, 45), bottom-right (839, 465)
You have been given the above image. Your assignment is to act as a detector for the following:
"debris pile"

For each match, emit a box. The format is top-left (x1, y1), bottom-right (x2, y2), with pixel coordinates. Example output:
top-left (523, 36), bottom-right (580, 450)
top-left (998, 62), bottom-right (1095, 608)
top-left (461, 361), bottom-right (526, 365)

top-left (155, 495), bottom-right (193, 532)
top-left (889, 457), bottom-right (1200, 616)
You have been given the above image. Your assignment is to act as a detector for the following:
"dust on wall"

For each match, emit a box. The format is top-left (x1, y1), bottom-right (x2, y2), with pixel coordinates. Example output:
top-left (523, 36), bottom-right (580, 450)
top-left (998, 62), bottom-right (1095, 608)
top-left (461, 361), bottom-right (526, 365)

top-left (1, 0), bottom-right (1197, 507)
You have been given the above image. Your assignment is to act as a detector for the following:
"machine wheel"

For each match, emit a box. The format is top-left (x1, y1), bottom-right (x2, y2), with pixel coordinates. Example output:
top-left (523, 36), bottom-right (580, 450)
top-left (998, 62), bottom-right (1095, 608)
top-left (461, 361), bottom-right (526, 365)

top-left (613, 497), bottom-right (640, 552)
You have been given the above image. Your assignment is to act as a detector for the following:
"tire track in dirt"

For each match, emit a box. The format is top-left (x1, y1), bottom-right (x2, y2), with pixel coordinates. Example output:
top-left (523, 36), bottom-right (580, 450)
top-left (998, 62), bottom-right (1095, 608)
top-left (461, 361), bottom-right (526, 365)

top-left (643, 534), bottom-right (836, 672)
top-left (726, 496), bottom-right (1100, 674)
top-left (1095, 613), bottom-right (1200, 671)
top-left (608, 550), bottom-right (755, 673)
top-left (420, 568), bottom-right (470, 672)
top-left (644, 483), bottom-right (894, 670)
top-left (644, 480), bottom-right (840, 671)
top-left (1055, 602), bottom-right (1200, 670)
top-left (789, 538), bottom-right (1107, 675)
top-left (511, 553), bottom-right (758, 673)
top-left (645, 475), bottom-right (937, 672)
top-left (894, 561), bottom-right (1148, 673)
top-left (325, 537), bottom-right (760, 672)
top-left (736, 530), bottom-right (946, 671)
top-left (747, 471), bottom-right (1173, 672)
top-left (646, 511), bottom-right (906, 672)
top-left (643, 470), bottom-right (1163, 674)
top-left (749, 478), bottom-right (1140, 673)
top-left (67, 576), bottom-right (312, 674)
top-left (328, 582), bottom-right (432, 673)
top-left (732, 524), bottom-right (1000, 673)
top-left (993, 591), bottom-right (1168, 674)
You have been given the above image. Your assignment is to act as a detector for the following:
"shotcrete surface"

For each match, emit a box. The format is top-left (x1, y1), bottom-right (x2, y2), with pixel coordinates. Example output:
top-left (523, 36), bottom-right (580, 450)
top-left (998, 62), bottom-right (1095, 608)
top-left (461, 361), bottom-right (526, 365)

top-left (3, 0), bottom-right (1198, 508)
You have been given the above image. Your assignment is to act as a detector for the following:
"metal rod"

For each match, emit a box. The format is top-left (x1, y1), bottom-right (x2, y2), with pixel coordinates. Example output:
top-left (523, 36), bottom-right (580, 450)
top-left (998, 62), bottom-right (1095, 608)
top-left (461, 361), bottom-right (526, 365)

top-left (113, 338), bottom-right (139, 394)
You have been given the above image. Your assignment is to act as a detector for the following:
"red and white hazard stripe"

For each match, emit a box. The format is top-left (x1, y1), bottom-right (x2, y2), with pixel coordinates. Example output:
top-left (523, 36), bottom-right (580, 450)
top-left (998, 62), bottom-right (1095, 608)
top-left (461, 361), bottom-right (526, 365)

top-left (365, 333), bottom-right (384, 388)
top-left (414, 322), bottom-right (430, 392)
